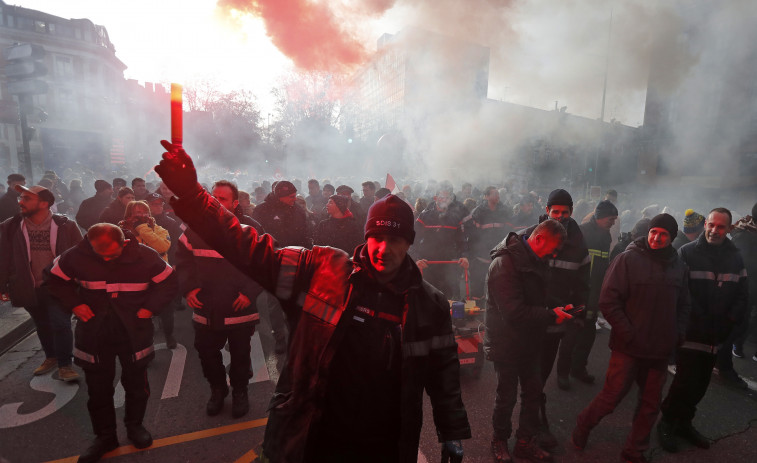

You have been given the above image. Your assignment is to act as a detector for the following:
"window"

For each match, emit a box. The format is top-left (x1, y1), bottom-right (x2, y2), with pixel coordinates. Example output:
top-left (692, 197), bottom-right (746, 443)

top-left (34, 20), bottom-right (48, 34)
top-left (54, 55), bottom-right (74, 79)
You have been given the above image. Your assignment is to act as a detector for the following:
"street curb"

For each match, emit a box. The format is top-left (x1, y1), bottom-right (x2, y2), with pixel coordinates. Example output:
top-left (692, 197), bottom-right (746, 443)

top-left (0, 314), bottom-right (35, 356)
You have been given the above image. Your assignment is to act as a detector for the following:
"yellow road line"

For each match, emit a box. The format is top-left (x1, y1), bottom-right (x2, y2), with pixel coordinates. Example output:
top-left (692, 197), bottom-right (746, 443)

top-left (233, 448), bottom-right (259, 463)
top-left (44, 417), bottom-right (268, 463)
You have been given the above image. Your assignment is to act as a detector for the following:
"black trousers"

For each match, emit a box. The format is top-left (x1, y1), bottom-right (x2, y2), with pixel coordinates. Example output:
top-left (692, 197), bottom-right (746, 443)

top-left (540, 331), bottom-right (564, 384)
top-left (84, 341), bottom-right (150, 438)
top-left (194, 323), bottom-right (254, 389)
top-left (660, 348), bottom-right (717, 422)
top-left (557, 313), bottom-right (598, 377)
top-left (492, 360), bottom-right (543, 440)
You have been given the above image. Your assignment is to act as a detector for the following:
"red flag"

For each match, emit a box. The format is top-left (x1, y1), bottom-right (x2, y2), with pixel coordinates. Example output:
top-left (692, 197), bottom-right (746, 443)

top-left (385, 173), bottom-right (397, 192)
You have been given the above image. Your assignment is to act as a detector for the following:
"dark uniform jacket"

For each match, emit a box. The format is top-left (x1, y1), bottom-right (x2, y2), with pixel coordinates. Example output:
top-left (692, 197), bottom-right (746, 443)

top-left (176, 224), bottom-right (263, 330)
top-left (75, 193), bottom-right (113, 231)
top-left (731, 218), bottom-right (757, 309)
top-left (46, 238), bottom-right (177, 370)
top-left (0, 213), bottom-right (83, 307)
top-left (313, 215), bottom-right (364, 254)
top-left (600, 238), bottom-right (691, 359)
top-left (580, 217), bottom-right (612, 318)
top-left (171, 189), bottom-right (470, 463)
top-left (678, 234), bottom-right (748, 349)
top-left (98, 199), bottom-right (127, 225)
top-left (413, 202), bottom-right (468, 261)
top-left (466, 202), bottom-right (512, 260)
top-left (0, 189), bottom-right (21, 222)
top-left (522, 216), bottom-right (590, 332)
top-left (252, 194), bottom-right (312, 248)
top-left (485, 232), bottom-right (554, 363)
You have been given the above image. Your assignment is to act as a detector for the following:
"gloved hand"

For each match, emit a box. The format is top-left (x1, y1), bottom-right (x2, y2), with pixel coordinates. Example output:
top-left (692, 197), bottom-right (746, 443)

top-left (155, 140), bottom-right (202, 198)
top-left (441, 440), bottom-right (463, 463)
top-left (552, 305), bottom-right (574, 324)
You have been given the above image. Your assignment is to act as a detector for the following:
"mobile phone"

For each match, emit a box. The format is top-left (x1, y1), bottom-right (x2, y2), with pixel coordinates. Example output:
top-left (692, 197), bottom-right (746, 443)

top-left (565, 305), bottom-right (586, 315)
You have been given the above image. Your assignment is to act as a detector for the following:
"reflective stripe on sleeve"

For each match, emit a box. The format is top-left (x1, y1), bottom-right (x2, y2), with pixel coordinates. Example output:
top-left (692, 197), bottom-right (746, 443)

top-left (689, 271), bottom-right (744, 282)
top-left (152, 263), bottom-right (174, 283)
top-left (303, 294), bottom-right (342, 325)
top-left (77, 281), bottom-right (149, 292)
top-left (192, 313), bottom-right (209, 325)
top-left (480, 222), bottom-right (506, 229)
top-left (402, 334), bottom-right (457, 357)
top-left (49, 256), bottom-right (71, 281)
top-left (550, 259), bottom-right (583, 270)
top-left (225, 313), bottom-right (260, 325)
top-left (275, 247), bottom-right (302, 300)
top-left (133, 345), bottom-right (155, 361)
top-left (73, 348), bottom-right (96, 363)
top-left (681, 341), bottom-right (718, 354)
top-left (191, 248), bottom-right (224, 259)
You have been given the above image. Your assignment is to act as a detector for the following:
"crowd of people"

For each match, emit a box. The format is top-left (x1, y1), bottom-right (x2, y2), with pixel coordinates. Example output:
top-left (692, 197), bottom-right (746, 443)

top-left (0, 147), bottom-right (755, 463)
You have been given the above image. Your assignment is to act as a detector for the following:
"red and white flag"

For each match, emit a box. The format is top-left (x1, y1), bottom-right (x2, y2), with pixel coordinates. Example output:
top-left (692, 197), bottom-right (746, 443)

top-left (385, 173), bottom-right (398, 193)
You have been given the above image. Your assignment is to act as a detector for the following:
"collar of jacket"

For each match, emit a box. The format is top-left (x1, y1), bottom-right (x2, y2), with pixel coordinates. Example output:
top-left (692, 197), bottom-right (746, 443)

top-left (694, 231), bottom-right (736, 254)
top-left (351, 243), bottom-right (422, 295)
top-left (629, 236), bottom-right (678, 262)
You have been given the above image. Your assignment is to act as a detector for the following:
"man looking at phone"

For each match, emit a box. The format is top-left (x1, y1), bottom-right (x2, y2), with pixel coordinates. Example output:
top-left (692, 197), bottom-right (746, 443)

top-left (572, 213), bottom-right (691, 463)
top-left (485, 219), bottom-right (571, 463)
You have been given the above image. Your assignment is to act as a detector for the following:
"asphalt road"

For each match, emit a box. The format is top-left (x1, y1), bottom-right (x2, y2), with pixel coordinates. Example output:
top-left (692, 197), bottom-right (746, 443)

top-left (1, 309), bottom-right (756, 463)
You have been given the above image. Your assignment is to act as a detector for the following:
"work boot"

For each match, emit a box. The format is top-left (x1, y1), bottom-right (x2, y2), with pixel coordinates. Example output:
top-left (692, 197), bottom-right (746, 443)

top-left (77, 435), bottom-right (118, 463)
top-left (570, 369), bottom-right (595, 384)
top-left (57, 365), bottom-right (80, 382)
top-left (620, 450), bottom-right (649, 463)
top-left (34, 358), bottom-right (57, 376)
top-left (491, 439), bottom-right (513, 463)
top-left (677, 421), bottom-right (710, 449)
top-left (231, 387), bottom-right (250, 418)
top-left (571, 424), bottom-right (590, 450)
top-left (514, 437), bottom-right (553, 462)
top-left (557, 375), bottom-right (571, 390)
top-left (206, 385), bottom-right (229, 416)
top-left (657, 417), bottom-right (678, 453)
top-left (126, 424), bottom-right (153, 449)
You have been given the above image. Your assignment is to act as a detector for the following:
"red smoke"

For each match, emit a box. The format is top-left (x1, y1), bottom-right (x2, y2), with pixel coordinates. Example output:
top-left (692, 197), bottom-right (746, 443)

top-left (219, 0), bottom-right (396, 72)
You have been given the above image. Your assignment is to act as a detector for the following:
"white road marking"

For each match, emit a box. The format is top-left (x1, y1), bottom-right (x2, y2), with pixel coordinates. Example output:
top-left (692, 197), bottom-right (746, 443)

top-left (222, 331), bottom-right (269, 385)
top-left (0, 372), bottom-right (79, 428)
top-left (418, 450), bottom-right (428, 463)
top-left (116, 342), bottom-right (187, 408)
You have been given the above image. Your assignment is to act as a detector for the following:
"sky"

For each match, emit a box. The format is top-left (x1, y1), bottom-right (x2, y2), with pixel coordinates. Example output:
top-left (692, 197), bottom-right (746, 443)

top-left (17, 0), bottom-right (647, 126)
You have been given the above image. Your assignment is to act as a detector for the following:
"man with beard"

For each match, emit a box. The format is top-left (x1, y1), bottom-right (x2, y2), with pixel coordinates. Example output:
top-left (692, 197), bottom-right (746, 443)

top-left (413, 186), bottom-right (469, 300)
top-left (520, 189), bottom-right (589, 449)
top-left (155, 141), bottom-right (471, 463)
top-left (0, 185), bottom-right (83, 381)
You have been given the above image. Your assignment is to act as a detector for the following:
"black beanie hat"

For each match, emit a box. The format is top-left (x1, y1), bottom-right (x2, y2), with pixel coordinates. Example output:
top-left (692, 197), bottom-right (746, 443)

top-left (751, 202), bottom-right (757, 219)
top-left (274, 181), bottom-right (296, 198)
top-left (547, 189), bottom-right (573, 208)
top-left (365, 194), bottom-right (415, 244)
top-left (649, 213), bottom-right (678, 240)
top-left (631, 218), bottom-right (651, 239)
top-left (94, 179), bottom-right (112, 193)
top-left (329, 194), bottom-right (349, 214)
top-left (595, 200), bottom-right (618, 220)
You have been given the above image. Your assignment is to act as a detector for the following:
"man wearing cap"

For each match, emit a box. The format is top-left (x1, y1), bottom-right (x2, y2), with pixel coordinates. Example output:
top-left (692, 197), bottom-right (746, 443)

top-left (557, 200), bottom-right (618, 389)
top-left (336, 184), bottom-right (366, 225)
top-left (673, 209), bottom-right (705, 250)
top-left (76, 180), bottom-right (114, 232)
top-left (155, 141), bottom-right (471, 463)
top-left (572, 213), bottom-right (691, 463)
top-left (520, 188), bottom-right (589, 448)
top-left (313, 194), bottom-right (364, 254)
top-left (0, 184), bottom-right (83, 381)
top-left (252, 180), bottom-right (312, 249)
top-left (657, 208), bottom-right (748, 453)
top-left (0, 173), bottom-right (26, 221)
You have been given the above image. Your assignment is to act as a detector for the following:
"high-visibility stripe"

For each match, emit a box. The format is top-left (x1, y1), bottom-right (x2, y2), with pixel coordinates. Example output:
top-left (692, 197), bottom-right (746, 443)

top-left (354, 305), bottom-right (401, 324)
top-left (179, 233), bottom-right (192, 250)
top-left (77, 280), bottom-right (149, 292)
top-left (225, 313), bottom-right (260, 325)
top-left (550, 259), bottom-right (583, 270)
top-left (192, 313), bottom-right (209, 325)
top-left (690, 271), bottom-right (745, 282)
top-left (49, 256), bottom-right (71, 281)
top-left (681, 341), bottom-right (718, 354)
top-left (192, 248), bottom-right (224, 259)
top-left (152, 263), bottom-right (174, 283)
top-left (480, 223), bottom-right (506, 229)
top-left (403, 334), bottom-right (457, 357)
top-left (133, 345), bottom-right (155, 361)
top-left (275, 247), bottom-right (301, 300)
top-left (303, 295), bottom-right (342, 325)
top-left (588, 249), bottom-right (609, 258)
top-left (73, 348), bottom-right (96, 363)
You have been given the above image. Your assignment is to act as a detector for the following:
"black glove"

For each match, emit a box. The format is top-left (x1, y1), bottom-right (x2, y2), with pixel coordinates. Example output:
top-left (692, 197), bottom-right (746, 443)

top-left (155, 140), bottom-right (202, 198)
top-left (441, 440), bottom-right (463, 463)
